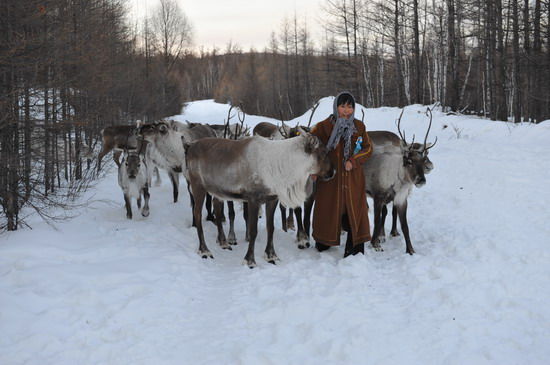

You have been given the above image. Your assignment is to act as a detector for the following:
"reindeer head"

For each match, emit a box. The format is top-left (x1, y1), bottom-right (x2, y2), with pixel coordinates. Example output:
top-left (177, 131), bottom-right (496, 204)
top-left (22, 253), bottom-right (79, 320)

top-left (303, 133), bottom-right (335, 181)
top-left (123, 149), bottom-right (143, 180)
top-left (138, 120), bottom-right (172, 142)
top-left (397, 108), bottom-right (437, 187)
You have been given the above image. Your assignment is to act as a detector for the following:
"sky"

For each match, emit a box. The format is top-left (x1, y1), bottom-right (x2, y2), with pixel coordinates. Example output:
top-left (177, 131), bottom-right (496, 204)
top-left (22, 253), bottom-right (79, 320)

top-left (129, 0), bottom-right (324, 51)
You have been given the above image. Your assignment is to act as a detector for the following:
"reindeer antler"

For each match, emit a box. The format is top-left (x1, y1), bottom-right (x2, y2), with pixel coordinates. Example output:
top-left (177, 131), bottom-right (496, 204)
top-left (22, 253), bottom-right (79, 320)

top-left (224, 104), bottom-right (236, 139)
top-left (279, 109), bottom-right (288, 138)
top-left (423, 107), bottom-right (433, 148)
top-left (307, 102), bottom-right (320, 128)
top-left (396, 108), bottom-right (406, 142)
top-left (236, 102), bottom-right (246, 140)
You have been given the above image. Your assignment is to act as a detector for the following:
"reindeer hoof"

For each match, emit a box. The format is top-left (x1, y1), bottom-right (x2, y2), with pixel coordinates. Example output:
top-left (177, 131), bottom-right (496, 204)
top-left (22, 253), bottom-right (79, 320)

top-left (296, 232), bottom-right (310, 249)
top-left (264, 253), bottom-right (280, 264)
top-left (243, 259), bottom-right (257, 269)
top-left (391, 231), bottom-right (400, 237)
top-left (378, 236), bottom-right (386, 243)
top-left (199, 250), bottom-right (214, 259)
top-left (406, 248), bottom-right (415, 255)
top-left (126, 214), bottom-right (132, 220)
top-left (371, 241), bottom-right (384, 252)
top-left (297, 240), bottom-right (310, 249)
top-left (141, 209), bottom-right (150, 217)
top-left (228, 234), bottom-right (238, 245)
top-left (217, 238), bottom-right (232, 250)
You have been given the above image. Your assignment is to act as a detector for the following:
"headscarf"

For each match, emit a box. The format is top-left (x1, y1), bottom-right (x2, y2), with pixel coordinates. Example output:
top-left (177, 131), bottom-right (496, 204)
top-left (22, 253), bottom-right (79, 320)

top-left (326, 91), bottom-right (356, 162)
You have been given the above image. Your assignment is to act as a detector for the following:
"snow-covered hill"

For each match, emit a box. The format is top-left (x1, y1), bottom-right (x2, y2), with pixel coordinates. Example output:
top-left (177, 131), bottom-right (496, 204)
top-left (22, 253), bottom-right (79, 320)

top-left (1, 99), bottom-right (549, 364)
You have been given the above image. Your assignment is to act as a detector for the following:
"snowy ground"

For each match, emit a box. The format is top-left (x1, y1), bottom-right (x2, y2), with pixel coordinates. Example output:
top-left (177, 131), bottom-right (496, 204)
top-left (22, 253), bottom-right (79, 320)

top-left (1, 99), bottom-right (549, 364)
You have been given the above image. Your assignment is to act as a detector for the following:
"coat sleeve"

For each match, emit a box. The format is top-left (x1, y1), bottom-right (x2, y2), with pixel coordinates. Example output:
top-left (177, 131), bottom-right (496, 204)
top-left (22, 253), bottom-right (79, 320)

top-left (310, 121), bottom-right (328, 145)
top-left (350, 128), bottom-right (373, 169)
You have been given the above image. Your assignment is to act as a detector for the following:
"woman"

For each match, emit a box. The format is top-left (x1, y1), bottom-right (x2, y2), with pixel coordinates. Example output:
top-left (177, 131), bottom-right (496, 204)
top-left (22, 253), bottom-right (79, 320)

top-left (310, 92), bottom-right (373, 257)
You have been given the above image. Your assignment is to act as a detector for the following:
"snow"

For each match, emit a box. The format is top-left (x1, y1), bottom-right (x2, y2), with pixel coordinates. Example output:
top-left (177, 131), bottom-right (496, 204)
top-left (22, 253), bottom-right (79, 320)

top-left (1, 99), bottom-right (549, 364)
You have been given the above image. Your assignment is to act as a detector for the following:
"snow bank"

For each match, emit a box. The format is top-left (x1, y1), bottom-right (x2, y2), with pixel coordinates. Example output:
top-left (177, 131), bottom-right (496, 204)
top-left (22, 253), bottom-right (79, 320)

top-left (1, 99), bottom-right (549, 364)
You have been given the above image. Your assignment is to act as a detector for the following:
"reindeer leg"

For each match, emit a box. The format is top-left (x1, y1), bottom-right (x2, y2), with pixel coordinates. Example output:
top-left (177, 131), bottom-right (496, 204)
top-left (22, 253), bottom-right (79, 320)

top-left (187, 182), bottom-right (196, 227)
top-left (170, 171), bottom-right (179, 203)
top-left (379, 204), bottom-right (388, 243)
top-left (280, 204), bottom-right (288, 232)
top-left (141, 186), bottom-right (150, 217)
top-left (303, 196), bottom-right (314, 238)
top-left (286, 208), bottom-right (296, 231)
top-left (137, 196), bottom-right (142, 208)
top-left (370, 198), bottom-right (384, 252)
top-left (214, 198), bottom-right (231, 250)
top-left (243, 202), bottom-right (249, 242)
top-left (390, 204), bottom-right (400, 237)
top-left (396, 200), bottom-right (415, 255)
top-left (264, 199), bottom-right (280, 264)
top-left (97, 145), bottom-right (111, 172)
top-left (220, 203), bottom-right (226, 223)
top-left (154, 167), bottom-right (162, 186)
top-left (113, 150), bottom-right (122, 167)
top-left (191, 185), bottom-right (212, 259)
top-left (294, 206), bottom-right (310, 249)
top-left (244, 202), bottom-right (259, 268)
top-left (227, 201), bottom-right (237, 245)
top-left (123, 193), bottom-right (132, 220)
top-left (206, 194), bottom-right (215, 223)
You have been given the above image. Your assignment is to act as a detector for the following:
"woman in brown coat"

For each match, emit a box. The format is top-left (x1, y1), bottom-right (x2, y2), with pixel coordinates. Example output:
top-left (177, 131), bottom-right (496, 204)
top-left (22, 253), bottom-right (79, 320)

top-left (310, 92), bottom-right (373, 257)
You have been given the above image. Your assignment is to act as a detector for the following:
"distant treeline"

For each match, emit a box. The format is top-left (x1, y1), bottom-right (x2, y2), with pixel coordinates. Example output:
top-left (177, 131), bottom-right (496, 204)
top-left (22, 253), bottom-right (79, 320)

top-left (184, 0), bottom-right (550, 124)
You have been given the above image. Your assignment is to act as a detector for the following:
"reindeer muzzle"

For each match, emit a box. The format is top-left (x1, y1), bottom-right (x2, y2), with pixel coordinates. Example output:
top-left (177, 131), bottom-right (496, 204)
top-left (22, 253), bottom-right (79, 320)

top-left (415, 176), bottom-right (426, 187)
top-left (321, 168), bottom-right (336, 182)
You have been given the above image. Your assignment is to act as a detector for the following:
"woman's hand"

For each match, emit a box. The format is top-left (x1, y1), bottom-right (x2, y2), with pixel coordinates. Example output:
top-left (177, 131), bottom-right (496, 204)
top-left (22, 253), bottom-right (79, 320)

top-left (345, 160), bottom-right (353, 171)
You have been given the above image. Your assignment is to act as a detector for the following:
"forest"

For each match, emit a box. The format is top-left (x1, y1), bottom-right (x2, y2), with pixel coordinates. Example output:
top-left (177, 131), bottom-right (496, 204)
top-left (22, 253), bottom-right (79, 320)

top-left (1, 0), bottom-right (549, 231)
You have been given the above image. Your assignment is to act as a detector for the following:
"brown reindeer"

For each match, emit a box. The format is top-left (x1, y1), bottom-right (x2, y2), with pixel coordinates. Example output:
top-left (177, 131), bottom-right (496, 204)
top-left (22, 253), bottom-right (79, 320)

top-left (97, 125), bottom-right (137, 171)
top-left (185, 133), bottom-right (334, 268)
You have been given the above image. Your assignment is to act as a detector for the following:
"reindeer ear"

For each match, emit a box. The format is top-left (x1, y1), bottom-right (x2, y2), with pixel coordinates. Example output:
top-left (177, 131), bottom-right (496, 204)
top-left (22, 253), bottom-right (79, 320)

top-left (182, 136), bottom-right (191, 154)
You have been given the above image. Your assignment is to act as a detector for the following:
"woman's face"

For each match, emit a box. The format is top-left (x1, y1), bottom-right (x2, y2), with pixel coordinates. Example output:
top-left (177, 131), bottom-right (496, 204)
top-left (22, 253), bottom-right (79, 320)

top-left (337, 103), bottom-right (354, 119)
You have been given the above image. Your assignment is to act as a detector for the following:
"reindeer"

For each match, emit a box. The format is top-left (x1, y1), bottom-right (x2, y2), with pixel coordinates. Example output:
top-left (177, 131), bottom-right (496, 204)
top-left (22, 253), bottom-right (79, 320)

top-left (118, 148), bottom-right (151, 219)
top-left (368, 130), bottom-right (434, 244)
top-left (138, 119), bottom-right (217, 226)
top-left (98, 125), bottom-right (136, 171)
top-left (252, 103), bottom-right (319, 249)
top-left (362, 108), bottom-right (437, 254)
top-left (138, 119), bottom-right (216, 203)
top-left (187, 122), bottom-right (250, 140)
top-left (97, 122), bottom-right (161, 184)
top-left (185, 133), bottom-right (334, 268)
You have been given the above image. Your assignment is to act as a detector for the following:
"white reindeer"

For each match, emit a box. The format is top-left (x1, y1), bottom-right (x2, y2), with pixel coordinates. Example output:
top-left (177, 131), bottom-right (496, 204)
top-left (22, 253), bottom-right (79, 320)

top-left (118, 149), bottom-right (150, 219)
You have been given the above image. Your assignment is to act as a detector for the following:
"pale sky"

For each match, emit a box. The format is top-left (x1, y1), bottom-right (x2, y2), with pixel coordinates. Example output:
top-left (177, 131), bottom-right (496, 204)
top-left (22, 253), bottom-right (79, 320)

top-left (129, 0), bottom-right (324, 51)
